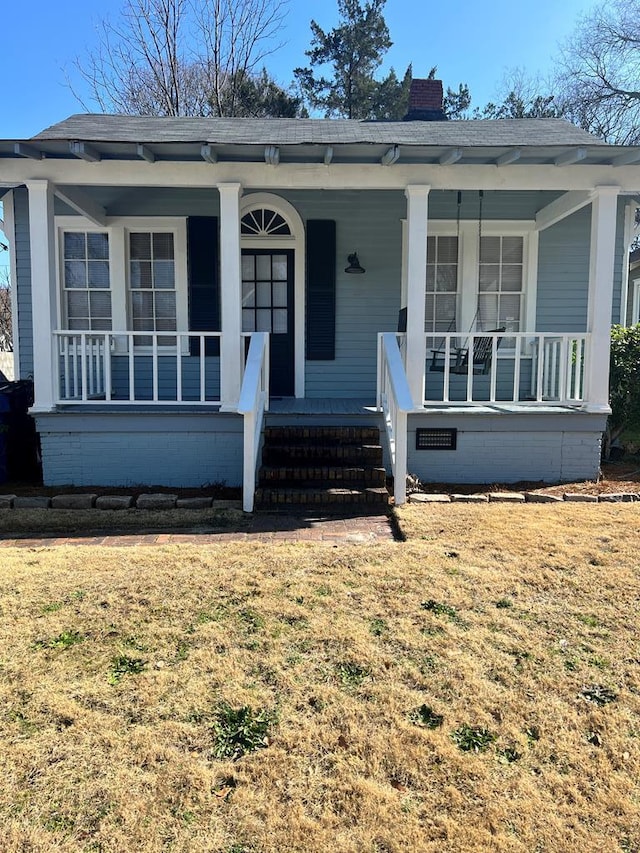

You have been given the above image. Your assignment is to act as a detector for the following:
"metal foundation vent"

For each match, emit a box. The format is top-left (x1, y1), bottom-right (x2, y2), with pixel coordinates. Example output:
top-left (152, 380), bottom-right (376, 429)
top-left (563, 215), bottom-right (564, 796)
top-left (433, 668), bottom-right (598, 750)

top-left (415, 428), bottom-right (457, 450)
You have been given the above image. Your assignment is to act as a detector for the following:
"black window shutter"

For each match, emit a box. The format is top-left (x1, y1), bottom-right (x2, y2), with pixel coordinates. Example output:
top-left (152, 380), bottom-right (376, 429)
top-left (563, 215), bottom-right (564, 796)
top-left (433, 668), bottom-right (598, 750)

top-left (187, 216), bottom-right (220, 356)
top-left (306, 219), bottom-right (336, 360)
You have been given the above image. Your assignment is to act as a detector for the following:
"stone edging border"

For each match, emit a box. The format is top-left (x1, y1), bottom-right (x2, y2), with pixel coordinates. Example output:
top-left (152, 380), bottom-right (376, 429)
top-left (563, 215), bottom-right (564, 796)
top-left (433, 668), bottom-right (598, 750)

top-left (408, 491), bottom-right (639, 504)
top-left (0, 493), bottom-right (243, 511)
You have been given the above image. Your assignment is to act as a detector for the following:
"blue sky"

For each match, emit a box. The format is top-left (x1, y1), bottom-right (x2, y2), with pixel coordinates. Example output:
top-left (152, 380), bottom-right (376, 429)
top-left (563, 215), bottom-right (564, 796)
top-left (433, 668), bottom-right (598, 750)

top-left (1, 0), bottom-right (595, 138)
top-left (0, 0), bottom-right (594, 274)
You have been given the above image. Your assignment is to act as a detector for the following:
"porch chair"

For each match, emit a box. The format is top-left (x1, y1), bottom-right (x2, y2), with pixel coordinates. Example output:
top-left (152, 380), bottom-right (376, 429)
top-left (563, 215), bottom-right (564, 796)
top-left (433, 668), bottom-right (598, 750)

top-left (430, 328), bottom-right (506, 375)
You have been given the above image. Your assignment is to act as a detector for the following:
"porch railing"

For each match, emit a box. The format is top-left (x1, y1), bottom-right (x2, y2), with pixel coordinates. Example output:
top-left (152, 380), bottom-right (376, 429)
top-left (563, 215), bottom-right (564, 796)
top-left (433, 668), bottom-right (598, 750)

top-left (424, 332), bottom-right (589, 405)
top-left (237, 333), bottom-right (270, 513)
top-left (54, 331), bottom-right (223, 404)
top-left (377, 332), bottom-right (414, 506)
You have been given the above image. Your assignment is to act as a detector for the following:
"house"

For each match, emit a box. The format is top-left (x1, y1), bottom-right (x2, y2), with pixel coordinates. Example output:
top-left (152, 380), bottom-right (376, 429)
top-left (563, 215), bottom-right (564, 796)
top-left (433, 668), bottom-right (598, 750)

top-left (1, 79), bottom-right (639, 509)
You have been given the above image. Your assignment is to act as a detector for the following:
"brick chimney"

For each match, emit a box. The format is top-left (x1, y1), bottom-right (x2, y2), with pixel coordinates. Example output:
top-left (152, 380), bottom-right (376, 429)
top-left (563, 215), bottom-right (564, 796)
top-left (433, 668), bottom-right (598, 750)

top-left (404, 78), bottom-right (447, 121)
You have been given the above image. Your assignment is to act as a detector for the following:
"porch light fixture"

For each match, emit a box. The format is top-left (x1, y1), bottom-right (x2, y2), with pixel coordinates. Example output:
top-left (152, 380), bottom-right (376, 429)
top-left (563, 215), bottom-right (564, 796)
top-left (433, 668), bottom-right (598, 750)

top-left (345, 252), bottom-right (365, 274)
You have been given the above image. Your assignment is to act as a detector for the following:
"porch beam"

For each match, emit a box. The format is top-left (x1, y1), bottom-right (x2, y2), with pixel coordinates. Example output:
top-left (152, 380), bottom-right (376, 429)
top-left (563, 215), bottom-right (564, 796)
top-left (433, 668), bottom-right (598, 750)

top-left (495, 149), bottom-right (521, 167)
top-left (136, 144), bottom-right (156, 163)
top-left (585, 185), bottom-right (620, 411)
top-left (54, 186), bottom-right (107, 226)
top-left (404, 184), bottom-right (430, 406)
top-left (439, 148), bottom-right (462, 166)
top-left (69, 142), bottom-right (101, 163)
top-left (3, 158), bottom-right (640, 192)
top-left (217, 182), bottom-right (243, 410)
top-left (264, 146), bottom-right (280, 166)
top-left (554, 148), bottom-right (587, 166)
top-left (201, 144), bottom-right (217, 164)
top-left (535, 190), bottom-right (592, 231)
top-left (26, 180), bottom-right (58, 411)
top-left (14, 142), bottom-right (43, 160)
top-left (381, 146), bottom-right (400, 166)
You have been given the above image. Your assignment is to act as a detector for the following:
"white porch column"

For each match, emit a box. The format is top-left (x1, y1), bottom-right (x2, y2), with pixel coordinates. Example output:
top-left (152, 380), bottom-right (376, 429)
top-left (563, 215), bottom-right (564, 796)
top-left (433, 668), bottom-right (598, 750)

top-left (404, 184), bottom-right (430, 407)
top-left (217, 182), bottom-right (243, 410)
top-left (26, 180), bottom-right (58, 411)
top-left (586, 185), bottom-right (620, 411)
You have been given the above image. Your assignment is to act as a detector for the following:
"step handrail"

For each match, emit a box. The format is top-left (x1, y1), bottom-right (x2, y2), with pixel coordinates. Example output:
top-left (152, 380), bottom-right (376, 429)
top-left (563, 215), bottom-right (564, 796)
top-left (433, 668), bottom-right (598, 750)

top-left (377, 332), bottom-right (414, 505)
top-left (238, 332), bottom-right (270, 512)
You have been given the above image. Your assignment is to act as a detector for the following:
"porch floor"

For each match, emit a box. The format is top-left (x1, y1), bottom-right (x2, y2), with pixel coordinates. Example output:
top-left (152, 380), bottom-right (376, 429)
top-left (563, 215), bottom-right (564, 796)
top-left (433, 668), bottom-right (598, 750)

top-left (268, 398), bottom-right (378, 415)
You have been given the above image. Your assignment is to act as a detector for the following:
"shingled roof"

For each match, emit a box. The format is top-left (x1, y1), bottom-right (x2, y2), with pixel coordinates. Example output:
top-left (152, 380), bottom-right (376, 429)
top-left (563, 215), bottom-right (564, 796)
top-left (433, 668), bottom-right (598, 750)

top-left (34, 114), bottom-right (607, 148)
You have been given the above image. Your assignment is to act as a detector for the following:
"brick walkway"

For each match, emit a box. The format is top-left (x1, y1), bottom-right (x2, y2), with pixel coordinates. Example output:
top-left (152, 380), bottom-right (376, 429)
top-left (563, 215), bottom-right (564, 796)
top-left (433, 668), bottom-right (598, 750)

top-left (0, 512), bottom-right (398, 547)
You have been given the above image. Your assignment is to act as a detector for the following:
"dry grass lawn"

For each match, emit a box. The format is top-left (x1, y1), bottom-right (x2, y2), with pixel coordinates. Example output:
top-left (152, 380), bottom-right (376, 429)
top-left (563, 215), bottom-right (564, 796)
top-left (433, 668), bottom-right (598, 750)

top-left (0, 504), bottom-right (639, 852)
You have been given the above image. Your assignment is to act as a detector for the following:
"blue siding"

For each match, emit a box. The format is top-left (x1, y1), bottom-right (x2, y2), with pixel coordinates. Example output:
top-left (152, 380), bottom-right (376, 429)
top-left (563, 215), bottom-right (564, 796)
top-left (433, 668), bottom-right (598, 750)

top-left (13, 189), bottom-right (34, 378)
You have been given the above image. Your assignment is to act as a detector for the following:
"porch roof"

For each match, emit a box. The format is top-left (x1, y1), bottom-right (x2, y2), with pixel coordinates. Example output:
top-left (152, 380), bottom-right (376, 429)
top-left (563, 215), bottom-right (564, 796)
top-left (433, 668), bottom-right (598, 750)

top-left (3, 113), bottom-right (639, 168)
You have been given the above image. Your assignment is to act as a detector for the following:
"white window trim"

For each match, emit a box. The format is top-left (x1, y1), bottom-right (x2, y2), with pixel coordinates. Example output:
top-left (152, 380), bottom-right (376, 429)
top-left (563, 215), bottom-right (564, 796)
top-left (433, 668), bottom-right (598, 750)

top-left (55, 216), bottom-right (188, 351)
top-left (405, 218), bottom-right (538, 352)
top-left (633, 278), bottom-right (640, 325)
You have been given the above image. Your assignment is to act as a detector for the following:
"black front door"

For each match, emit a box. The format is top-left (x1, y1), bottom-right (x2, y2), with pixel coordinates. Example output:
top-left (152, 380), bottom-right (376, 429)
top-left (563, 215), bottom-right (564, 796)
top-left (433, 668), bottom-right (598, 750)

top-left (241, 249), bottom-right (295, 397)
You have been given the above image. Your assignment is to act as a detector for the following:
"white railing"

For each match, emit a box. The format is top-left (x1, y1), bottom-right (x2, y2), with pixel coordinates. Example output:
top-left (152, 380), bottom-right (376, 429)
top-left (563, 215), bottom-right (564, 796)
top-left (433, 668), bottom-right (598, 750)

top-left (237, 332), bottom-right (270, 513)
top-left (425, 332), bottom-right (589, 405)
top-left (377, 332), bottom-right (414, 506)
top-left (54, 331), bottom-right (223, 404)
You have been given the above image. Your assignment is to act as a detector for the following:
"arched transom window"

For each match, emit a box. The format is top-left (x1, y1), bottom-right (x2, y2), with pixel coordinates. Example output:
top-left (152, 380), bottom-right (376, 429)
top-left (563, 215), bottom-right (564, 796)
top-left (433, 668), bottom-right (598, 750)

top-left (241, 208), bottom-right (292, 237)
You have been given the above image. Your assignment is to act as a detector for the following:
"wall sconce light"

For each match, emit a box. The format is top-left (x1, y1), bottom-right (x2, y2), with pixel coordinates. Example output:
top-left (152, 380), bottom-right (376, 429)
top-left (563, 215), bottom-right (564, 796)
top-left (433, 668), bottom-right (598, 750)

top-left (345, 252), bottom-right (365, 274)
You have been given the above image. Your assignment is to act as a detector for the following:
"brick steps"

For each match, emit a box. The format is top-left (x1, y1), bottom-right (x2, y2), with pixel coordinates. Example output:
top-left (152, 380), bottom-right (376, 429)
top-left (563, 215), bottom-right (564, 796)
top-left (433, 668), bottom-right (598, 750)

top-left (255, 425), bottom-right (390, 509)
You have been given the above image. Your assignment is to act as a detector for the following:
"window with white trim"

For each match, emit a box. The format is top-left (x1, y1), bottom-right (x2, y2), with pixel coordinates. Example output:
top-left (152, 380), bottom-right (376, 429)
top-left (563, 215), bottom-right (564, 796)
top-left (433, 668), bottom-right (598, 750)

top-left (477, 235), bottom-right (524, 331)
top-left (62, 231), bottom-right (112, 330)
top-left (128, 231), bottom-right (176, 345)
top-left (425, 235), bottom-right (458, 333)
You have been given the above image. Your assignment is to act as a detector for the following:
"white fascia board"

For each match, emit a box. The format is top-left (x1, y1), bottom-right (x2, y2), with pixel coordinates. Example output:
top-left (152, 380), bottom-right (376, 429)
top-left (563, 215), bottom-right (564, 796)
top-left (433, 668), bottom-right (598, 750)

top-left (2, 159), bottom-right (640, 192)
top-left (54, 186), bottom-right (107, 227)
top-left (535, 190), bottom-right (593, 231)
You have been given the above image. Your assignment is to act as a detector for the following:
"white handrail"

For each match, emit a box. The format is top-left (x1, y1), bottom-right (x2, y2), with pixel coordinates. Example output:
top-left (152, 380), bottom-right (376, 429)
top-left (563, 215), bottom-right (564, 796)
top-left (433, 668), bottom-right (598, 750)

top-left (238, 332), bottom-right (270, 513)
top-left (54, 331), bottom-right (223, 405)
top-left (425, 331), bottom-right (589, 405)
top-left (377, 332), bottom-right (414, 506)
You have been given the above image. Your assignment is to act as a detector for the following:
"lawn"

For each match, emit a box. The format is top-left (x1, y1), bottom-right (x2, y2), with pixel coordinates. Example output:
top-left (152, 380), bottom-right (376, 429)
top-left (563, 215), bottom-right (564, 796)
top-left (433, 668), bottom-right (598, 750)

top-left (0, 504), bottom-right (639, 852)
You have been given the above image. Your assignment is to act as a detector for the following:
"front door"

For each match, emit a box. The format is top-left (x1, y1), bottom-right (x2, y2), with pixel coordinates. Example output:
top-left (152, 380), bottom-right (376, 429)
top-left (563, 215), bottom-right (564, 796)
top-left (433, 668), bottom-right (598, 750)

top-left (241, 249), bottom-right (295, 397)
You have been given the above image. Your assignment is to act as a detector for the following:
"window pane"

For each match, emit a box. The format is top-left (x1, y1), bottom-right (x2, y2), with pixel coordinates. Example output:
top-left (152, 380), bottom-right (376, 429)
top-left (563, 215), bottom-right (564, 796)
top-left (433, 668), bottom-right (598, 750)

top-left (425, 266), bottom-right (435, 292)
top-left (65, 261), bottom-right (86, 288)
top-left (273, 281), bottom-right (287, 307)
top-left (256, 281), bottom-right (271, 307)
top-left (130, 261), bottom-right (153, 289)
top-left (425, 294), bottom-right (436, 325)
top-left (438, 294), bottom-right (456, 324)
top-left (88, 261), bottom-right (110, 288)
top-left (479, 265), bottom-right (499, 291)
top-left (152, 232), bottom-right (174, 260)
top-left (256, 309), bottom-right (271, 332)
top-left (64, 232), bottom-right (86, 259)
top-left (155, 318), bottom-right (176, 332)
top-left (155, 291), bottom-right (176, 320)
top-left (500, 294), bottom-right (521, 326)
top-left (272, 256), bottom-right (287, 280)
top-left (153, 260), bottom-right (175, 289)
top-left (273, 308), bottom-right (287, 334)
top-left (91, 318), bottom-right (112, 331)
top-left (501, 265), bottom-right (523, 291)
top-left (436, 266), bottom-right (457, 292)
top-left (242, 255), bottom-right (255, 280)
top-left (242, 282), bottom-right (255, 307)
top-left (132, 291), bottom-right (154, 319)
top-left (480, 236), bottom-right (500, 264)
top-left (87, 233), bottom-right (109, 260)
top-left (478, 294), bottom-right (499, 329)
top-left (502, 237), bottom-right (523, 263)
top-left (67, 291), bottom-right (88, 318)
top-left (426, 236), bottom-right (435, 261)
top-left (89, 291), bottom-right (111, 318)
top-left (130, 233), bottom-right (151, 259)
top-left (68, 318), bottom-right (89, 330)
top-left (438, 236), bottom-right (458, 263)
top-left (242, 309), bottom-right (255, 332)
top-left (256, 255), bottom-right (271, 280)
